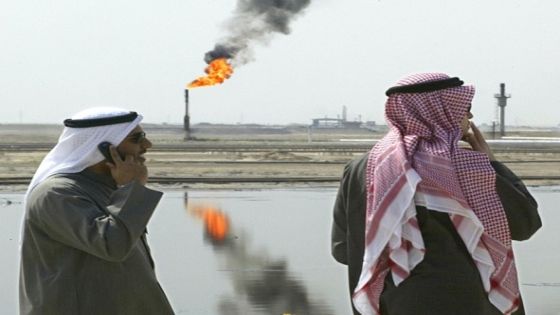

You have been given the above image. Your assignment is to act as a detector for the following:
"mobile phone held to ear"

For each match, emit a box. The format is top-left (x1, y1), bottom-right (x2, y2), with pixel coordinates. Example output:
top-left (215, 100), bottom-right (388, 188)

top-left (98, 141), bottom-right (114, 164)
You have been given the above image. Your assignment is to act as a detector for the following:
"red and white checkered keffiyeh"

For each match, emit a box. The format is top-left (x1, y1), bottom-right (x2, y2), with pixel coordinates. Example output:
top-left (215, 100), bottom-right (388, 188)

top-left (352, 73), bottom-right (520, 314)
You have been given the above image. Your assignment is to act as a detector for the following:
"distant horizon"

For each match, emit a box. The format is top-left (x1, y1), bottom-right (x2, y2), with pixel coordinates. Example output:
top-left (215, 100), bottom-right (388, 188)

top-left (1, 121), bottom-right (559, 129)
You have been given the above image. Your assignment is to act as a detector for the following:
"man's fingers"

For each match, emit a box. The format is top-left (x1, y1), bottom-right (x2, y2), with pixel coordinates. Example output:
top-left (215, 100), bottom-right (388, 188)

top-left (470, 122), bottom-right (484, 140)
top-left (109, 146), bottom-right (123, 164)
top-left (469, 122), bottom-right (478, 134)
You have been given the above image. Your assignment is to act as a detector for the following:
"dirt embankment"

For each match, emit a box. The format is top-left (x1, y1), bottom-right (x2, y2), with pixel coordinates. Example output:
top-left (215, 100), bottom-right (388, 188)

top-left (1, 124), bottom-right (560, 192)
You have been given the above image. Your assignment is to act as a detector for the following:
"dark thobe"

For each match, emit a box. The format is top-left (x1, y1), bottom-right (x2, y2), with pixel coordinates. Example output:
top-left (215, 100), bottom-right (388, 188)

top-left (331, 154), bottom-right (542, 315)
top-left (19, 169), bottom-right (174, 315)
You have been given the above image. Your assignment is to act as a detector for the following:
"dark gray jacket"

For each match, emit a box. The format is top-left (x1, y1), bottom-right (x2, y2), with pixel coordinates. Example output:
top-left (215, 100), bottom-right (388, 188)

top-left (331, 154), bottom-right (541, 315)
top-left (20, 169), bottom-right (174, 315)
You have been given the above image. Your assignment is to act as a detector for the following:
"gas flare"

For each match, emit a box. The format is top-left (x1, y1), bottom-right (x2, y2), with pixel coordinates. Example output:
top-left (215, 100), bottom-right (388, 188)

top-left (188, 58), bottom-right (233, 88)
top-left (189, 204), bottom-right (230, 241)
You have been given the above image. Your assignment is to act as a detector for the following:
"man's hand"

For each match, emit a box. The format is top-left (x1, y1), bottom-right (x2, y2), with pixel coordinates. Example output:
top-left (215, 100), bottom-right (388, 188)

top-left (106, 145), bottom-right (148, 186)
top-left (462, 122), bottom-right (496, 161)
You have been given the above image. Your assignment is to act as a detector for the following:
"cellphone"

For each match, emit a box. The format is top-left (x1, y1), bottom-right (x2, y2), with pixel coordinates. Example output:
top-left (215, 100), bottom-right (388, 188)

top-left (98, 142), bottom-right (114, 164)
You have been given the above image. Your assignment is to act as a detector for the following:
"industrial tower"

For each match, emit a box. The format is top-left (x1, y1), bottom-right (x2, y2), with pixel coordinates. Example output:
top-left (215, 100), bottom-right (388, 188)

top-left (494, 83), bottom-right (511, 137)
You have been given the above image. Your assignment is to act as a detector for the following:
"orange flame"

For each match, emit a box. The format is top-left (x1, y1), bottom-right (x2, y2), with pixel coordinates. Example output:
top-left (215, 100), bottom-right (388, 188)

top-left (188, 58), bottom-right (234, 88)
top-left (189, 205), bottom-right (230, 241)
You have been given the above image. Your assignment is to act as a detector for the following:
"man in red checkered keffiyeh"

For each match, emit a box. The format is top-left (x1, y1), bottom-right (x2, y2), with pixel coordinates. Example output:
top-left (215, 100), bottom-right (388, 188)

top-left (331, 73), bottom-right (541, 315)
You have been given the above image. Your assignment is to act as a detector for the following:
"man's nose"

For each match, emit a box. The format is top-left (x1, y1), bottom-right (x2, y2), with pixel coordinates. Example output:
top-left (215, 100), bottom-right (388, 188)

top-left (142, 138), bottom-right (153, 150)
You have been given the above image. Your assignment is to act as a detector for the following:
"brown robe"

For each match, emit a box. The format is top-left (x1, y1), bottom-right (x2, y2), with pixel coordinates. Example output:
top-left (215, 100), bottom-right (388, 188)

top-left (331, 154), bottom-right (541, 315)
top-left (19, 169), bottom-right (174, 315)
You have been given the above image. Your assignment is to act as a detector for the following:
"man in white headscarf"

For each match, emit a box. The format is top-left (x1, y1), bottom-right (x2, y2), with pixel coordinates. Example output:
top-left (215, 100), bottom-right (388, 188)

top-left (19, 107), bottom-right (174, 314)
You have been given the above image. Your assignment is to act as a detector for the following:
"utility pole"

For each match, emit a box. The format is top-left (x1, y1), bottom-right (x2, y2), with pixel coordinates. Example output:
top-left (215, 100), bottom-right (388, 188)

top-left (494, 83), bottom-right (511, 137)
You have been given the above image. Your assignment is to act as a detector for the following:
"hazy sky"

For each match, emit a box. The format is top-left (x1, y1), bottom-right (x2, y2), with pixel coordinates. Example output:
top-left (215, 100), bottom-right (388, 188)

top-left (1, 0), bottom-right (559, 126)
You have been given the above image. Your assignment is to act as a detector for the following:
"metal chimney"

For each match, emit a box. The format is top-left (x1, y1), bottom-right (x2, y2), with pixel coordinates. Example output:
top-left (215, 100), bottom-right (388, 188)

top-left (184, 89), bottom-right (191, 140)
top-left (494, 83), bottom-right (510, 137)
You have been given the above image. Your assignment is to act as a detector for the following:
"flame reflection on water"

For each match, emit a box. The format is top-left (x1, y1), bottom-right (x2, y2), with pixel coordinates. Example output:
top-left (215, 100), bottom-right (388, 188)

top-left (2, 188), bottom-right (560, 314)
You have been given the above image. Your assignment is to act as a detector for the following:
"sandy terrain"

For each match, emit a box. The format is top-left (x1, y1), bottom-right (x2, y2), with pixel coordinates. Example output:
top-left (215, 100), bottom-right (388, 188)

top-left (1, 123), bottom-right (560, 192)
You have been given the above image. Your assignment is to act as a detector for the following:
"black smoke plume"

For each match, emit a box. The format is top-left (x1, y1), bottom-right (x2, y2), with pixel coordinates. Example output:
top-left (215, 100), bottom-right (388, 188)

top-left (204, 0), bottom-right (312, 65)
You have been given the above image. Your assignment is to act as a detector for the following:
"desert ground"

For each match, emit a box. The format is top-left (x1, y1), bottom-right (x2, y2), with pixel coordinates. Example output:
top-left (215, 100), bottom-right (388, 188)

top-left (1, 123), bottom-right (560, 192)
